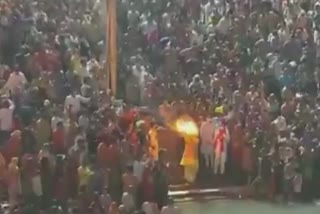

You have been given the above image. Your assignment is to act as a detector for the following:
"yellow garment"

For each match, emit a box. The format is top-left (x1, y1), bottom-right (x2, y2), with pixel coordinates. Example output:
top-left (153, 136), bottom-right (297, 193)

top-left (180, 136), bottom-right (199, 183)
top-left (214, 106), bottom-right (224, 114)
top-left (78, 166), bottom-right (92, 188)
top-left (70, 54), bottom-right (81, 74)
top-left (35, 119), bottom-right (51, 146)
top-left (184, 164), bottom-right (198, 183)
top-left (148, 128), bottom-right (159, 160)
top-left (32, 78), bottom-right (55, 99)
top-left (180, 135), bottom-right (199, 166)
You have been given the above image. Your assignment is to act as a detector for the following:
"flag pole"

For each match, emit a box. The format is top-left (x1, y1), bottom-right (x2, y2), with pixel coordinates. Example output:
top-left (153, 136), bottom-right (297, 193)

top-left (106, 0), bottom-right (117, 96)
top-left (105, 0), bottom-right (110, 93)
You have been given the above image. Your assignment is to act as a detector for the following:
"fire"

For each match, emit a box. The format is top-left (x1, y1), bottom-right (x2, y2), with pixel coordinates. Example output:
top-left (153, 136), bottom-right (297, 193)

top-left (175, 118), bottom-right (199, 136)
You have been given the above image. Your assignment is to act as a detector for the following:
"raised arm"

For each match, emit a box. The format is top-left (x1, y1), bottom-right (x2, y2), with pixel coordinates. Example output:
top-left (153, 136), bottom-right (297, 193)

top-left (77, 95), bottom-right (91, 103)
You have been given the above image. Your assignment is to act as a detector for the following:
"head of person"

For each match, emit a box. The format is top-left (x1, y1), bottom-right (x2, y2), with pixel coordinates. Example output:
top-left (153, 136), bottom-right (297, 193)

top-left (11, 130), bottom-right (22, 141)
top-left (2, 99), bottom-right (9, 108)
top-left (109, 201), bottom-right (118, 211)
top-left (125, 165), bottom-right (133, 174)
top-left (56, 121), bottom-right (64, 130)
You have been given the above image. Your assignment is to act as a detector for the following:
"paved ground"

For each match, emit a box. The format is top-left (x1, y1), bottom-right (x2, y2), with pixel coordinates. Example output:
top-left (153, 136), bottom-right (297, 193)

top-left (179, 200), bottom-right (320, 214)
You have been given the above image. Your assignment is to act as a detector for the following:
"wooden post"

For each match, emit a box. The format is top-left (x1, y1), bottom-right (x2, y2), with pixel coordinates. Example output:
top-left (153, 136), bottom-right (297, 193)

top-left (106, 0), bottom-right (117, 96)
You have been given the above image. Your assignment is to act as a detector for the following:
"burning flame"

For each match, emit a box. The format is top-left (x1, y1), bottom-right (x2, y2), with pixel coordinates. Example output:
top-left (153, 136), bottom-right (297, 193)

top-left (176, 118), bottom-right (199, 136)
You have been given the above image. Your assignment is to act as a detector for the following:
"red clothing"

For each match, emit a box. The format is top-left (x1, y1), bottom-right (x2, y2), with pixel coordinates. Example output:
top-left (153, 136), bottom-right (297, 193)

top-left (214, 127), bottom-right (227, 155)
top-left (33, 50), bottom-right (60, 72)
top-left (146, 29), bottom-right (159, 45)
top-left (127, 130), bottom-right (138, 146)
top-left (119, 110), bottom-right (137, 131)
top-left (33, 51), bottom-right (49, 72)
top-left (52, 129), bottom-right (65, 153)
top-left (4, 138), bottom-right (21, 163)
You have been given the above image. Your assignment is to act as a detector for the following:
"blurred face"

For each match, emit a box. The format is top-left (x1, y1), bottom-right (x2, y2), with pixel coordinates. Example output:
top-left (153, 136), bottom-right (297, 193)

top-left (57, 123), bottom-right (64, 130)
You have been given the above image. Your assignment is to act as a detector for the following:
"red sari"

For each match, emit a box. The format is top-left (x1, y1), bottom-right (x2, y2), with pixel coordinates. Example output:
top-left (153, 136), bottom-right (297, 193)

top-left (52, 129), bottom-right (65, 154)
top-left (119, 110), bottom-right (136, 131)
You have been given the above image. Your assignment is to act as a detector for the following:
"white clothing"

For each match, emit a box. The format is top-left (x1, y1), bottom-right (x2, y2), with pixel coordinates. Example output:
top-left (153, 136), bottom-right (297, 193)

top-left (293, 174), bottom-right (303, 193)
top-left (142, 202), bottom-right (157, 214)
top-left (51, 116), bottom-right (63, 130)
top-left (133, 160), bottom-right (145, 182)
top-left (200, 120), bottom-right (215, 168)
top-left (4, 72), bottom-right (27, 94)
top-left (80, 84), bottom-right (91, 97)
top-left (190, 31), bottom-right (203, 46)
top-left (274, 116), bottom-right (287, 131)
top-left (0, 100), bottom-right (14, 131)
top-left (121, 192), bottom-right (135, 212)
top-left (64, 94), bottom-right (90, 114)
top-left (78, 115), bottom-right (89, 131)
top-left (214, 142), bottom-right (227, 174)
top-left (32, 175), bottom-right (43, 196)
top-left (77, 66), bottom-right (91, 82)
top-left (86, 59), bottom-right (99, 72)
top-left (269, 57), bottom-right (282, 79)
top-left (201, 2), bottom-right (215, 24)
top-left (140, 20), bottom-right (157, 35)
top-left (200, 120), bottom-right (215, 146)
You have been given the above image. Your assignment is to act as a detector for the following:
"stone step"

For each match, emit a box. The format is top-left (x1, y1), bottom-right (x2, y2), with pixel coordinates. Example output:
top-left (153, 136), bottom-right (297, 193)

top-left (174, 195), bottom-right (228, 203)
top-left (169, 186), bottom-right (254, 200)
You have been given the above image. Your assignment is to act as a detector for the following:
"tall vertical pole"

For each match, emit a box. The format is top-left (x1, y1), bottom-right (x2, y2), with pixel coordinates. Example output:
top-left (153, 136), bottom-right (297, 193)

top-left (105, 0), bottom-right (110, 93)
top-left (106, 0), bottom-right (117, 96)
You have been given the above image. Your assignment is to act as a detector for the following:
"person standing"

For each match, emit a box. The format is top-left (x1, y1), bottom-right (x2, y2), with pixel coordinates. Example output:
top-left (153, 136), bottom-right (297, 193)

top-left (40, 157), bottom-right (52, 209)
top-left (153, 162), bottom-right (169, 210)
top-left (148, 122), bottom-right (159, 161)
top-left (7, 157), bottom-right (21, 211)
top-left (0, 98), bottom-right (14, 145)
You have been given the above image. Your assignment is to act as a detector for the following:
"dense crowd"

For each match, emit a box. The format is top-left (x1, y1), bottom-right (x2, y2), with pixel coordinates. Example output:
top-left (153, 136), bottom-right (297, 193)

top-left (1, 0), bottom-right (320, 213)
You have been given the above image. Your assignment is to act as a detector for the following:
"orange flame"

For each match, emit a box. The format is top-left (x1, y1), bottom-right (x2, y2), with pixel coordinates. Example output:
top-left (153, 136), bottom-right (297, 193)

top-left (175, 117), bottom-right (199, 136)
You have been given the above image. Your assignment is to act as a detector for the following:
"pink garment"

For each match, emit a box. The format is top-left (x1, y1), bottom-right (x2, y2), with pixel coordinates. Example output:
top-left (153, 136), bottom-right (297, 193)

top-left (146, 28), bottom-right (159, 45)
top-left (200, 120), bottom-right (214, 144)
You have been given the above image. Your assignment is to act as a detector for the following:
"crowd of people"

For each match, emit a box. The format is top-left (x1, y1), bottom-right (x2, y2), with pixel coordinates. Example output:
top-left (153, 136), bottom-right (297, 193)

top-left (1, 0), bottom-right (320, 213)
